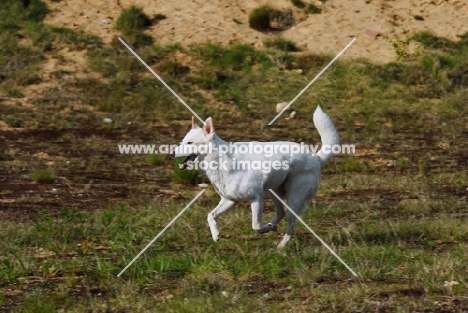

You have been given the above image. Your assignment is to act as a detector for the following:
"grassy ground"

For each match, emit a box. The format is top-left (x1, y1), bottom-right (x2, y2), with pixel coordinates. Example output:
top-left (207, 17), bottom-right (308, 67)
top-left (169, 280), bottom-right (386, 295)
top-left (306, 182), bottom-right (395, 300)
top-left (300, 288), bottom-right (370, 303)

top-left (1, 1), bottom-right (467, 312)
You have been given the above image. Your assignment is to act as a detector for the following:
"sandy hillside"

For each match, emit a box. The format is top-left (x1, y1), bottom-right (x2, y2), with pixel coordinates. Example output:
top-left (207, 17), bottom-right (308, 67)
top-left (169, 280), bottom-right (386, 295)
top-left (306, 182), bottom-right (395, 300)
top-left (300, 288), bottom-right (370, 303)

top-left (44, 0), bottom-right (468, 63)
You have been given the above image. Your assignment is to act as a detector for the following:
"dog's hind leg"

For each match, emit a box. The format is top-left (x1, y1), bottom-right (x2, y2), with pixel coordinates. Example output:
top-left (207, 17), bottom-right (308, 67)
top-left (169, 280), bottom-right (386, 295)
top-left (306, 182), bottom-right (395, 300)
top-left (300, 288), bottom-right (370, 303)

top-left (278, 193), bottom-right (308, 249)
top-left (277, 208), bottom-right (299, 249)
top-left (207, 198), bottom-right (236, 242)
top-left (261, 189), bottom-right (286, 233)
top-left (277, 184), bottom-right (315, 249)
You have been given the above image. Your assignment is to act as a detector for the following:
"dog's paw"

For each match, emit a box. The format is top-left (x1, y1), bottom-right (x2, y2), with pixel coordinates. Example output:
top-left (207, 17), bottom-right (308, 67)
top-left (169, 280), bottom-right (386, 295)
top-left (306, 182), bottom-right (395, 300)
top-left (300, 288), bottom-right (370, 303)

top-left (207, 214), bottom-right (219, 241)
top-left (209, 222), bottom-right (219, 241)
top-left (277, 234), bottom-right (292, 249)
top-left (211, 231), bottom-right (219, 242)
top-left (257, 223), bottom-right (277, 234)
top-left (267, 223), bottom-right (277, 232)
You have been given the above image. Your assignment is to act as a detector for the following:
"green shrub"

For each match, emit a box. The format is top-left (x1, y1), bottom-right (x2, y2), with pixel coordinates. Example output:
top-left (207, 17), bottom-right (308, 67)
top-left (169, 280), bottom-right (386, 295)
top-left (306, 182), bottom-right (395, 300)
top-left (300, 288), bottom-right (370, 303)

top-left (291, 0), bottom-right (306, 9)
top-left (172, 160), bottom-right (199, 185)
top-left (33, 170), bottom-right (55, 184)
top-left (154, 13), bottom-right (166, 21)
top-left (249, 6), bottom-right (272, 31)
top-left (305, 3), bottom-right (321, 14)
top-left (26, 0), bottom-right (50, 22)
top-left (116, 6), bottom-right (152, 34)
top-left (116, 7), bottom-right (153, 46)
top-left (264, 37), bottom-right (300, 52)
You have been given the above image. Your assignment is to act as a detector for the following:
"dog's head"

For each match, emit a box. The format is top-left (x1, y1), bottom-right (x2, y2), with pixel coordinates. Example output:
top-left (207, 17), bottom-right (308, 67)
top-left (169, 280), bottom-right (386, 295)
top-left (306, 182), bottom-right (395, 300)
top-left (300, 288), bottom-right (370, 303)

top-left (171, 117), bottom-right (215, 170)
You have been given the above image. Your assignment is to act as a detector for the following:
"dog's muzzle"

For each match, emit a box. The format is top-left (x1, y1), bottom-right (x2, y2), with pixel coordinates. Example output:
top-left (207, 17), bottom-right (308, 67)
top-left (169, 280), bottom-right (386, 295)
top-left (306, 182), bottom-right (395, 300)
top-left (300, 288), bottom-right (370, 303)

top-left (178, 154), bottom-right (197, 170)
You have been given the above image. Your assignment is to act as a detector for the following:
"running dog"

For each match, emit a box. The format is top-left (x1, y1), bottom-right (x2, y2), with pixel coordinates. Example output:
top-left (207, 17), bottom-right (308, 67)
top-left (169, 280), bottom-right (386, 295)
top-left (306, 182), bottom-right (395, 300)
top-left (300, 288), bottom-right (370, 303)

top-left (171, 106), bottom-right (340, 248)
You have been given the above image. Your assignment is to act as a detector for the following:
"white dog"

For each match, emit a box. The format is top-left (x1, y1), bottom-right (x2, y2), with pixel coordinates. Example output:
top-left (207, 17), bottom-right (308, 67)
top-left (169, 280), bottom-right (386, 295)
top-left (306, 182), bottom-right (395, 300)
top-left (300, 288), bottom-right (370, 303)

top-left (171, 106), bottom-right (340, 248)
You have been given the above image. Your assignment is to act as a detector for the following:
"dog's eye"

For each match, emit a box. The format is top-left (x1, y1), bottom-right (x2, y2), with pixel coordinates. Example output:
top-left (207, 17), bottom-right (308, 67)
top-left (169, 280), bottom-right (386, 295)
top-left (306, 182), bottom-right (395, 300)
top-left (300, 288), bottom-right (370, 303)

top-left (187, 142), bottom-right (193, 144)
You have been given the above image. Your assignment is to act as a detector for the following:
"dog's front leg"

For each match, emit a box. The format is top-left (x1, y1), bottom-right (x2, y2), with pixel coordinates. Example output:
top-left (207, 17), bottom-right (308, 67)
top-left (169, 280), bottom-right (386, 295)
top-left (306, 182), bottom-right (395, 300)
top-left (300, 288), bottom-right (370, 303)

top-left (207, 198), bottom-right (236, 241)
top-left (250, 197), bottom-right (266, 233)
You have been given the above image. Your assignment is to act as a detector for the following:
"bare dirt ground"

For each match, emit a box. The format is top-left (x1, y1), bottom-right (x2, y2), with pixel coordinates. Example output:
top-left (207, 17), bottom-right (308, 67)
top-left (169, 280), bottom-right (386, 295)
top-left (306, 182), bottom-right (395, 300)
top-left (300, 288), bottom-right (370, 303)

top-left (44, 0), bottom-right (468, 63)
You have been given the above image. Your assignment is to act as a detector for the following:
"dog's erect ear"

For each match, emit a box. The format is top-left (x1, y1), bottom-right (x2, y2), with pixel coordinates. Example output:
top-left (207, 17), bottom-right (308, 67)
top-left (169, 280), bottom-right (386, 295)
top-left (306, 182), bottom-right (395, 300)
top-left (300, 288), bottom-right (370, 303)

top-left (192, 116), bottom-right (200, 129)
top-left (203, 117), bottom-right (214, 135)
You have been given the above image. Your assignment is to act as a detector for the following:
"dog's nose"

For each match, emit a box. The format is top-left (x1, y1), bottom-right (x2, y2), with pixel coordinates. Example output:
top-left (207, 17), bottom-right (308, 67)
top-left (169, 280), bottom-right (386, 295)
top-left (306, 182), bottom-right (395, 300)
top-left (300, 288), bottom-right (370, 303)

top-left (170, 151), bottom-right (175, 159)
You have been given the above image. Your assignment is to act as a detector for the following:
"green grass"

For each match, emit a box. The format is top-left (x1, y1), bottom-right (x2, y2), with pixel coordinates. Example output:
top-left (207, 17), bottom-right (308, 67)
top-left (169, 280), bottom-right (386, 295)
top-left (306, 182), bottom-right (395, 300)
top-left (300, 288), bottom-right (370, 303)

top-left (264, 37), bottom-right (300, 52)
top-left (1, 181), bottom-right (467, 311)
top-left (148, 153), bottom-right (166, 166)
top-left (33, 169), bottom-right (55, 184)
top-left (191, 43), bottom-right (273, 71)
top-left (1, 0), bottom-right (468, 310)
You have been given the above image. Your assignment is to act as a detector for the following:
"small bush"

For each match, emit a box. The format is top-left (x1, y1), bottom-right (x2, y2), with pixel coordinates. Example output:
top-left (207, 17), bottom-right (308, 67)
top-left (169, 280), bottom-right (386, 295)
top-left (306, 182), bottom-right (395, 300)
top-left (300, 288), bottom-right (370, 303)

top-left (116, 6), bottom-right (153, 46)
top-left (172, 160), bottom-right (199, 185)
top-left (264, 37), bottom-right (300, 52)
top-left (116, 6), bottom-right (152, 34)
top-left (154, 13), bottom-right (166, 21)
top-left (33, 170), bottom-right (55, 184)
top-left (305, 3), bottom-right (321, 14)
top-left (291, 0), bottom-right (306, 9)
top-left (26, 0), bottom-right (50, 22)
top-left (249, 6), bottom-right (272, 31)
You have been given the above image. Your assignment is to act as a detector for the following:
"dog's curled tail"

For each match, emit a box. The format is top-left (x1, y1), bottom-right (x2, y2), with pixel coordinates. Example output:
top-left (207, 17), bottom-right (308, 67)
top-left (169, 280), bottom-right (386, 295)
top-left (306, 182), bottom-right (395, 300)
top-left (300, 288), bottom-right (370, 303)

top-left (313, 105), bottom-right (340, 167)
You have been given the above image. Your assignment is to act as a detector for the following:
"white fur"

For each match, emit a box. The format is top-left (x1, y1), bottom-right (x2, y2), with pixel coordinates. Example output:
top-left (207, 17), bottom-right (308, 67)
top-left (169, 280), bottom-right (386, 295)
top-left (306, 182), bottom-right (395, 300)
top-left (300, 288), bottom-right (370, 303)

top-left (172, 106), bottom-right (340, 248)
